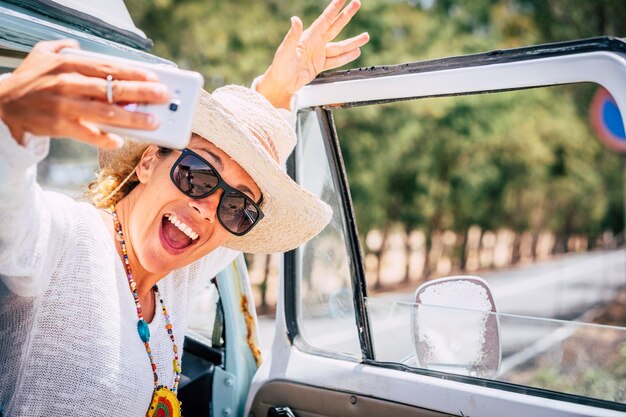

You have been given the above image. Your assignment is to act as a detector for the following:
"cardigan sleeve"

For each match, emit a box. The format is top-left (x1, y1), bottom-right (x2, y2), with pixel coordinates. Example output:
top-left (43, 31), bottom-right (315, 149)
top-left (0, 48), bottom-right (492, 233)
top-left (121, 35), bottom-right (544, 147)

top-left (0, 74), bottom-right (71, 296)
top-left (251, 76), bottom-right (298, 127)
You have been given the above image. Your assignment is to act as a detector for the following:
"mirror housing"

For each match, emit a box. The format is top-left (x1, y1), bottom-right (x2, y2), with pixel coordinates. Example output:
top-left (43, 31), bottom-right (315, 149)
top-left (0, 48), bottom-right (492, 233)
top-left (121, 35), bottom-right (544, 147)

top-left (411, 276), bottom-right (501, 378)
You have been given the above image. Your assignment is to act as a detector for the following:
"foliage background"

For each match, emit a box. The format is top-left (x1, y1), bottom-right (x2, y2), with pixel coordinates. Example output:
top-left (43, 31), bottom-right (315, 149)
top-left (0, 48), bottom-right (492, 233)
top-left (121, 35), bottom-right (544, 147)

top-left (124, 0), bottom-right (626, 294)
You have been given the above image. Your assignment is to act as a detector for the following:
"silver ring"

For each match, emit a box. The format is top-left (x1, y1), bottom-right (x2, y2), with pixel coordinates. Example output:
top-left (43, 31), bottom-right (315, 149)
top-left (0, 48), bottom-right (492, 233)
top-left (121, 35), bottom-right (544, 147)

top-left (106, 74), bottom-right (114, 104)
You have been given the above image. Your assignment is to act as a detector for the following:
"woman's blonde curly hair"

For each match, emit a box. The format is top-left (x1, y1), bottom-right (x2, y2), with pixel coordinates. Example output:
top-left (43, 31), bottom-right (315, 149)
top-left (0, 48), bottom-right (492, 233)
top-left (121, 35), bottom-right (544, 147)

top-left (87, 141), bottom-right (150, 208)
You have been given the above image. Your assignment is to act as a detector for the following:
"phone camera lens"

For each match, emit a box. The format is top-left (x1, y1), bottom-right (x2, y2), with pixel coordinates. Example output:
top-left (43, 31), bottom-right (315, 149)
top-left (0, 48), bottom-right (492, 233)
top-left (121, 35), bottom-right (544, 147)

top-left (169, 101), bottom-right (179, 112)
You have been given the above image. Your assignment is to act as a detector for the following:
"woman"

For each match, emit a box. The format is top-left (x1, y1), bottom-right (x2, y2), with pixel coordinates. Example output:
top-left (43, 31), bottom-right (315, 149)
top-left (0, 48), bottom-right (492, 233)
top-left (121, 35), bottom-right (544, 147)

top-left (0, 1), bottom-right (368, 415)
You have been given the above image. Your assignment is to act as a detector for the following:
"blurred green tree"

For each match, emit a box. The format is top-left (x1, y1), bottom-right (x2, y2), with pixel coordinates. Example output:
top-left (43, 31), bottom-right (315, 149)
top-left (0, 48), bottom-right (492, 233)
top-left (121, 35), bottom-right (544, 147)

top-left (125, 0), bottom-right (626, 286)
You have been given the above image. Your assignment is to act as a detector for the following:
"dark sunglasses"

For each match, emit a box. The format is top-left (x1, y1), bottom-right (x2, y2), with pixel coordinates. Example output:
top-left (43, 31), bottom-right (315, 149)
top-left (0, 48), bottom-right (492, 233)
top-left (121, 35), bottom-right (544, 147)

top-left (169, 148), bottom-right (264, 236)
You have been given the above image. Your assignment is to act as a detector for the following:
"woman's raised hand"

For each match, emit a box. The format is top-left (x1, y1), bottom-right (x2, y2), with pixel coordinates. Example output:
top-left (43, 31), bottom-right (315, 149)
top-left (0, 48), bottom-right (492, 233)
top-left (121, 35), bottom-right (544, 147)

top-left (256, 0), bottom-right (369, 109)
top-left (0, 40), bottom-right (170, 149)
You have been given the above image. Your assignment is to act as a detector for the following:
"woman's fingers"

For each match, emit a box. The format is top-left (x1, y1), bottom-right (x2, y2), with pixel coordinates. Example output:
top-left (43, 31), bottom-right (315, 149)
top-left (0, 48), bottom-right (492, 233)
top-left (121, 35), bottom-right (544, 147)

top-left (28, 40), bottom-right (160, 82)
top-left (9, 92), bottom-right (158, 140)
top-left (60, 120), bottom-right (124, 149)
top-left (50, 95), bottom-right (159, 130)
top-left (75, 121), bottom-right (124, 149)
top-left (325, 48), bottom-right (362, 70)
top-left (14, 110), bottom-right (123, 148)
top-left (309, 0), bottom-right (347, 32)
top-left (56, 56), bottom-right (160, 82)
top-left (326, 32), bottom-right (370, 58)
top-left (325, 0), bottom-right (362, 42)
top-left (1, 40), bottom-right (171, 147)
top-left (36, 39), bottom-right (80, 54)
top-left (324, 32), bottom-right (368, 70)
top-left (47, 73), bottom-right (169, 103)
top-left (108, 79), bottom-right (169, 104)
top-left (277, 16), bottom-right (304, 55)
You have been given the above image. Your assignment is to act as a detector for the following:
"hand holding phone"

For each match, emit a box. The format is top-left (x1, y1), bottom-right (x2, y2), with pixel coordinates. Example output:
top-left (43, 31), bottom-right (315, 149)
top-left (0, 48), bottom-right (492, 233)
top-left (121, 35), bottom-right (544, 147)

top-left (0, 40), bottom-right (158, 148)
top-left (60, 48), bottom-right (204, 149)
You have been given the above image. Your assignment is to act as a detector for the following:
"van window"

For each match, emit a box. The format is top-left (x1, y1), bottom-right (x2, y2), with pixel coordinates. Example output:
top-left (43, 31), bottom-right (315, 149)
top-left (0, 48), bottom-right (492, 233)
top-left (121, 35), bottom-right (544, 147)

top-left (297, 83), bottom-right (626, 407)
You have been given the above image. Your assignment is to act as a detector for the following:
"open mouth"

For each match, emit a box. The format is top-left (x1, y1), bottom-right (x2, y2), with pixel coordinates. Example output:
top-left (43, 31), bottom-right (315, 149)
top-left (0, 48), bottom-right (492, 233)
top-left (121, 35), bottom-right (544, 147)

top-left (160, 214), bottom-right (200, 253)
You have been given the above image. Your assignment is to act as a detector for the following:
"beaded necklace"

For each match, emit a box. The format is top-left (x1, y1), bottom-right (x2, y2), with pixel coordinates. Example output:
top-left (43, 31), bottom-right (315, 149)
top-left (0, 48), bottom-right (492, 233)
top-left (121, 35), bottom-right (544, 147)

top-left (111, 205), bottom-right (183, 417)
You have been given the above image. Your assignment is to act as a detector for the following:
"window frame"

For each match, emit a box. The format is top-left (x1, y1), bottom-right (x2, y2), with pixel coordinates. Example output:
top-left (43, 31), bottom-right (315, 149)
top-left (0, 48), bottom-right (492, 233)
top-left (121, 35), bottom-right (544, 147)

top-left (286, 108), bottom-right (374, 360)
top-left (287, 36), bottom-right (626, 413)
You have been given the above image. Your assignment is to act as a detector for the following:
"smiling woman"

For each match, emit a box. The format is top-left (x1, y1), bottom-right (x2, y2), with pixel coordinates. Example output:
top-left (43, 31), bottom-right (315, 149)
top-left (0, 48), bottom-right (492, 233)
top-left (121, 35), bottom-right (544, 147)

top-left (0, 74), bottom-right (335, 415)
top-left (0, 0), bottom-right (369, 414)
top-left (0, 81), bottom-right (332, 417)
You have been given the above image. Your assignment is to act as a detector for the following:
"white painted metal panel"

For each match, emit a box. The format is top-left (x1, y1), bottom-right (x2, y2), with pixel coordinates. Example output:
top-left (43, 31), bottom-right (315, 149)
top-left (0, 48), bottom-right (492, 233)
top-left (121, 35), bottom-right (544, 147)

top-left (246, 276), bottom-right (623, 417)
top-left (297, 51), bottom-right (626, 136)
top-left (45, 0), bottom-right (146, 38)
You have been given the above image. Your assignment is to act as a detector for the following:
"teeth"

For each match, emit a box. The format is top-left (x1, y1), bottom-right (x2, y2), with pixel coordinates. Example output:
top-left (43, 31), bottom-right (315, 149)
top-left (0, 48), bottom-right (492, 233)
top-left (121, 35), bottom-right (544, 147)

top-left (167, 214), bottom-right (199, 240)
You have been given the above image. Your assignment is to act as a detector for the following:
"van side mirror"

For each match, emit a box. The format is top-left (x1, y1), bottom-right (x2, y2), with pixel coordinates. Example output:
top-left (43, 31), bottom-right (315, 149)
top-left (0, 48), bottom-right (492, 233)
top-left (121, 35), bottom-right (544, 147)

top-left (411, 276), bottom-right (501, 378)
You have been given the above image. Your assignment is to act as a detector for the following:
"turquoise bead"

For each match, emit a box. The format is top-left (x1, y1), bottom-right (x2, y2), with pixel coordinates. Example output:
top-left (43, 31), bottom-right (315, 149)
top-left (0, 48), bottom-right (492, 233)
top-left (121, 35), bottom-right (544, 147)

top-left (137, 319), bottom-right (150, 343)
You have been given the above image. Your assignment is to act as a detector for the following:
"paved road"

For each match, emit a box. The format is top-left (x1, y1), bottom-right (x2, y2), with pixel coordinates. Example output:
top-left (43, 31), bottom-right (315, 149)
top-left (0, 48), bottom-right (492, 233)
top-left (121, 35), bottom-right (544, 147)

top-left (257, 249), bottom-right (626, 368)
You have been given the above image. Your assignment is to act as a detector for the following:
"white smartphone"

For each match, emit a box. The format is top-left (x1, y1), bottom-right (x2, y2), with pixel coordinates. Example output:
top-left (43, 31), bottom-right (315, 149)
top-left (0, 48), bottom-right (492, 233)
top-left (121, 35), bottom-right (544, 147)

top-left (60, 48), bottom-right (204, 149)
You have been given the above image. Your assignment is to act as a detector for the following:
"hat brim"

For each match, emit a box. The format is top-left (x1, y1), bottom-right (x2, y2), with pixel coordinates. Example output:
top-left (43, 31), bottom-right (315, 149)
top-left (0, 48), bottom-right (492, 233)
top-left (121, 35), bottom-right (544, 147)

top-left (192, 88), bottom-right (332, 254)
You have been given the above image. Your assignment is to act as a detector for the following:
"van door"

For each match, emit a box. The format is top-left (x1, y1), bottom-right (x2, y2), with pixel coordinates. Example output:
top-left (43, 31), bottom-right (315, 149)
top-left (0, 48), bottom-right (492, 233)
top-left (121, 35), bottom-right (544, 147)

top-left (246, 37), bottom-right (626, 417)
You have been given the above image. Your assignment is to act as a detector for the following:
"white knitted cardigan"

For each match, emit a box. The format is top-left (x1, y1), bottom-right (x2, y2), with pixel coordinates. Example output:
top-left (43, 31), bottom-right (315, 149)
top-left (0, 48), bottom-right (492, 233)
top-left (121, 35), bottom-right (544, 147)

top-left (0, 120), bottom-right (240, 416)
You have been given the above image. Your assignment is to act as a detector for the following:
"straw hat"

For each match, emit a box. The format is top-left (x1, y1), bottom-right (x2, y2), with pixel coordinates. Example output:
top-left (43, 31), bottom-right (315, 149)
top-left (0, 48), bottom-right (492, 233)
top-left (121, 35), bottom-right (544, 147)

top-left (191, 85), bottom-right (332, 253)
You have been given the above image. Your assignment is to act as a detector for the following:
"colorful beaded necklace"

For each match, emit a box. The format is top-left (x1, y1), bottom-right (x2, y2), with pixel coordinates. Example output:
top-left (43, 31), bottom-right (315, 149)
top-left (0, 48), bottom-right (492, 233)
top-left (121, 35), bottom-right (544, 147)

top-left (111, 205), bottom-right (183, 417)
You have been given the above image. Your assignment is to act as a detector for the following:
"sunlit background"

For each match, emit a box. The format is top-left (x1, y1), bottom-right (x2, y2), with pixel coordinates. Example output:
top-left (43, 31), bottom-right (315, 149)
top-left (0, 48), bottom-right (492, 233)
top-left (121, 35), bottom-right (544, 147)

top-left (41, 0), bottom-right (626, 311)
top-left (119, 0), bottom-right (626, 309)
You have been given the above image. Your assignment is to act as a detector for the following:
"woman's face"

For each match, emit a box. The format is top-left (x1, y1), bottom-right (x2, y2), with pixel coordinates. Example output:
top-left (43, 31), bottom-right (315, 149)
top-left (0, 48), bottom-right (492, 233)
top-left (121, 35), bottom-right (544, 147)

top-left (127, 135), bottom-right (261, 276)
